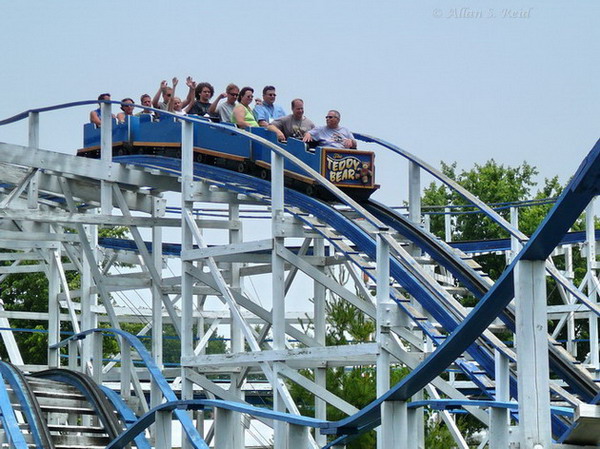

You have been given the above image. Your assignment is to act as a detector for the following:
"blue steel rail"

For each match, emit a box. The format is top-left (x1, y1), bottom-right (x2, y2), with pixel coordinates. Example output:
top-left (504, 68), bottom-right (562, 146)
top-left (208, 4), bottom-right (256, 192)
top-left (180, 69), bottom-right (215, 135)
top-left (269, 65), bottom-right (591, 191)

top-left (100, 386), bottom-right (152, 449)
top-left (0, 370), bottom-right (29, 449)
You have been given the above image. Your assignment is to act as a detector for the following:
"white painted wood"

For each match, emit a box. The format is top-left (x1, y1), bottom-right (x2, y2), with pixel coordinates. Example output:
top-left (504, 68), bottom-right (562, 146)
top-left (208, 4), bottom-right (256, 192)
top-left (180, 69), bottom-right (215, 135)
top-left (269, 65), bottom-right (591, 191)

top-left (515, 260), bottom-right (552, 449)
top-left (408, 161), bottom-right (421, 224)
top-left (380, 401), bottom-right (408, 449)
top-left (100, 102), bottom-right (112, 215)
top-left (180, 120), bottom-right (195, 449)
top-left (27, 111), bottom-right (40, 209)
top-left (288, 423), bottom-right (310, 449)
top-left (490, 349), bottom-right (510, 449)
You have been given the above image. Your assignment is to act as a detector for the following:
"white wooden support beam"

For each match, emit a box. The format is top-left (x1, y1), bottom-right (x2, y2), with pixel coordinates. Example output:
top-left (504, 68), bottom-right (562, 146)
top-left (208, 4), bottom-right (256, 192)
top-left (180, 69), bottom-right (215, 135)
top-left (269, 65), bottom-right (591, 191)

top-left (120, 334), bottom-right (131, 401)
top-left (381, 401), bottom-right (408, 449)
top-left (155, 410), bottom-right (173, 449)
top-left (509, 206), bottom-right (521, 263)
top-left (215, 408), bottom-right (234, 449)
top-left (229, 202), bottom-right (244, 449)
top-left (27, 111), bottom-right (39, 209)
top-left (151, 198), bottom-right (164, 416)
top-left (68, 339), bottom-right (78, 371)
top-left (271, 149), bottom-right (287, 449)
top-left (81, 221), bottom-right (98, 377)
top-left (92, 330), bottom-right (103, 384)
top-left (408, 161), bottom-right (421, 224)
top-left (376, 233), bottom-right (402, 449)
top-left (46, 247), bottom-right (59, 367)
top-left (180, 119), bottom-right (195, 449)
top-left (100, 101), bottom-right (112, 214)
top-left (490, 349), bottom-right (510, 449)
top-left (585, 200), bottom-right (599, 373)
top-left (406, 406), bottom-right (419, 449)
top-left (313, 238), bottom-right (327, 447)
top-left (288, 423), bottom-right (310, 449)
top-left (515, 260), bottom-right (551, 449)
top-left (444, 206), bottom-right (452, 242)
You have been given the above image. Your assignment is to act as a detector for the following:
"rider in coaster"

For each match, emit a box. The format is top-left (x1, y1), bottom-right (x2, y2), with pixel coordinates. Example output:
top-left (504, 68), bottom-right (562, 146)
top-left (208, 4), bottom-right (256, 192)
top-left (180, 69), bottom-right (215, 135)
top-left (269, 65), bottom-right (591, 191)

top-left (231, 87), bottom-right (260, 128)
top-left (302, 110), bottom-right (356, 149)
top-left (253, 85), bottom-right (286, 127)
top-left (267, 98), bottom-right (315, 141)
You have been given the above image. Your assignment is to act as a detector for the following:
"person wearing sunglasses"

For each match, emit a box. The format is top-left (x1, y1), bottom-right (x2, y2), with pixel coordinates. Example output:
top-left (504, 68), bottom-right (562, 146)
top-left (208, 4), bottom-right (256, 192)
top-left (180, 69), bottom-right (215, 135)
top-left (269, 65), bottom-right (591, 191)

top-left (302, 110), bottom-right (356, 149)
top-left (232, 87), bottom-right (260, 129)
top-left (152, 80), bottom-right (173, 110)
top-left (207, 83), bottom-right (240, 123)
top-left (253, 85), bottom-right (286, 127)
top-left (116, 97), bottom-right (136, 123)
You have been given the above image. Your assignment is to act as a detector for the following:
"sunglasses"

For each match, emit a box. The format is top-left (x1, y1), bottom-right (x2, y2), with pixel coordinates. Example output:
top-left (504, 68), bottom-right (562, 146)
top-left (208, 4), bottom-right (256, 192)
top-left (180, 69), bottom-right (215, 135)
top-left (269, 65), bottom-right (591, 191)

top-left (325, 115), bottom-right (338, 119)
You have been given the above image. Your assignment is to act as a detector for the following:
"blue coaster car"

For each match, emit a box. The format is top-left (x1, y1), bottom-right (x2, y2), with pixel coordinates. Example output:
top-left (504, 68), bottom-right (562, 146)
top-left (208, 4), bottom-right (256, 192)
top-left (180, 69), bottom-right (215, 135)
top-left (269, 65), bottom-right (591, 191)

top-left (78, 116), bottom-right (378, 200)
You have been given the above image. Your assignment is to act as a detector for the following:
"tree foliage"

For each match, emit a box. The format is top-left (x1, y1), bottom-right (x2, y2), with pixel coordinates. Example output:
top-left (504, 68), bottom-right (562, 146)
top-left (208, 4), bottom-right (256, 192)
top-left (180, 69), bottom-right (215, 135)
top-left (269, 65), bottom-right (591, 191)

top-left (422, 160), bottom-right (566, 279)
top-left (0, 227), bottom-right (130, 364)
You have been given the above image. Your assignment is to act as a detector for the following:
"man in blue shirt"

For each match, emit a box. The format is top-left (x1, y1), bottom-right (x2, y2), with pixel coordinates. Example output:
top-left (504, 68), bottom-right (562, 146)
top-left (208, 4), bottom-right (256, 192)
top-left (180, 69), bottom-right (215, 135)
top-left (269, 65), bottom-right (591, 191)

top-left (253, 85), bottom-right (286, 127)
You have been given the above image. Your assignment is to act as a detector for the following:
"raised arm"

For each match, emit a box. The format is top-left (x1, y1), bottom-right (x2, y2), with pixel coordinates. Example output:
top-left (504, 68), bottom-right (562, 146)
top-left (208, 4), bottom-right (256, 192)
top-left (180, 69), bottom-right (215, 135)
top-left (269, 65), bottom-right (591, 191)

top-left (167, 77), bottom-right (178, 112)
top-left (152, 80), bottom-right (167, 108)
top-left (181, 76), bottom-right (196, 109)
top-left (209, 92), bottom-right (227, 115)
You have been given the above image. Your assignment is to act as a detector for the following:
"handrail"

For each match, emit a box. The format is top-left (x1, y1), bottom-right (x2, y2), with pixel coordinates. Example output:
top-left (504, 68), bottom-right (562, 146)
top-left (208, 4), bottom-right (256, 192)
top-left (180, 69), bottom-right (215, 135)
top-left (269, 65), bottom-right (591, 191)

top-left (355, 132), bottom-right (526, 240)
top-left (50, 328), bottom-right (210, 449)
top-left (406, 399), bottom-right (574, 418)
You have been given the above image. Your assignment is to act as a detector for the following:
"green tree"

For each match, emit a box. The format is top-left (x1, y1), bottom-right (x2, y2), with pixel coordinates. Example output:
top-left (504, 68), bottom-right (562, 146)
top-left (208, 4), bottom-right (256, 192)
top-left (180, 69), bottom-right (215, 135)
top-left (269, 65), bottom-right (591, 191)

top-left (422, 160), bottom-right (565, 280)
top-left (422, 159), bottom-right (592, 361)
top-left (0, 227), bottom-right (130, 364)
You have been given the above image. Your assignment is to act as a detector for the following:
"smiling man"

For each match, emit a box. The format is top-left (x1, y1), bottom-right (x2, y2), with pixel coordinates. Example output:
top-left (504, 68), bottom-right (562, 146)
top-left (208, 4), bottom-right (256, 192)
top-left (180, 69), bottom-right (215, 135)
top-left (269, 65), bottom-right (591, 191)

top-left (208, 83), bottom-right (240, 123)
top-left (253, 85), bottom-right (286, 127)
top-left (302, 110), bottom-right (357, 149)
top-left (267, 98), bottom-right (315, 141)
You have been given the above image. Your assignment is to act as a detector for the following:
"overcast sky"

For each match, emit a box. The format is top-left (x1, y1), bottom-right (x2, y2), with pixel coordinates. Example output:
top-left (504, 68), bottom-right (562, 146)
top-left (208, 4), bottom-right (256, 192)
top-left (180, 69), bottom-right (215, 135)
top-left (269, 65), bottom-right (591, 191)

top-left (1, 0), bottom-right (598, 205)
